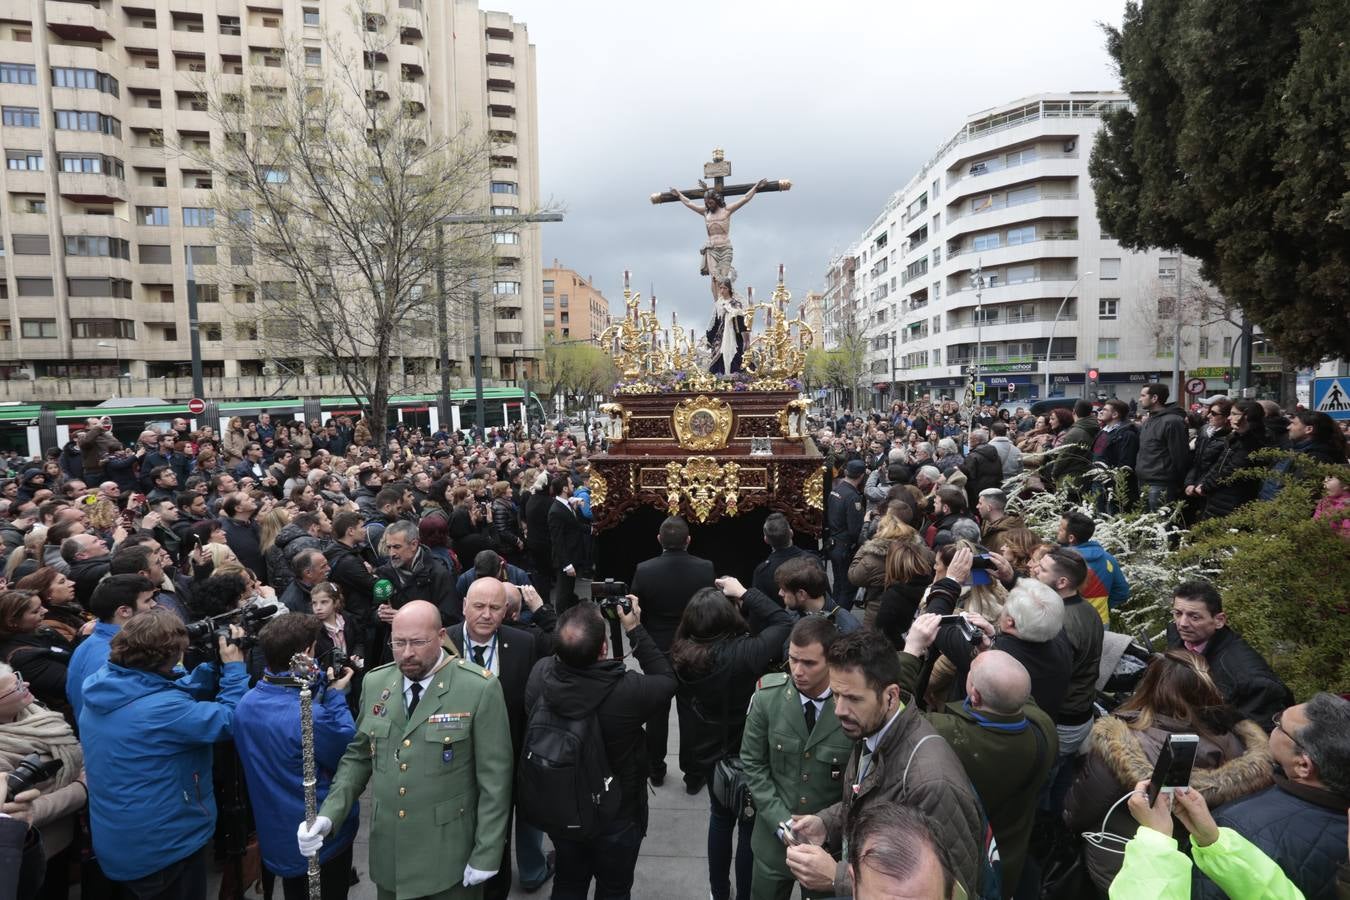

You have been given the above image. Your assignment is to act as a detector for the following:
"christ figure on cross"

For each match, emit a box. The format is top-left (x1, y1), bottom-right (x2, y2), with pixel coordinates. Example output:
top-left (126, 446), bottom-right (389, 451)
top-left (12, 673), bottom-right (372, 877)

top-left (668, 178), bottom-right (770, 302)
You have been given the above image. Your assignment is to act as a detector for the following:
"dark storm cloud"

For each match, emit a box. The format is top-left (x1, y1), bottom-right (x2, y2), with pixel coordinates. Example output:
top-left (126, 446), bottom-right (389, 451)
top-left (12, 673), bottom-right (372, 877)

top-left (505, 0), bottom-right (1123, 328)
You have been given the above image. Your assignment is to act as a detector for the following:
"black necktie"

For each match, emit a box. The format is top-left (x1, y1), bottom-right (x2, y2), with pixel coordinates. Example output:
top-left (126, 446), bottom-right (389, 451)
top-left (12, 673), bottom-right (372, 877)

top-left (407, 682), bottom-right (422, 716)
top-left (803, 700), bottom-right (817, 733)
top-left (471, 645), bottom-right (487, 668)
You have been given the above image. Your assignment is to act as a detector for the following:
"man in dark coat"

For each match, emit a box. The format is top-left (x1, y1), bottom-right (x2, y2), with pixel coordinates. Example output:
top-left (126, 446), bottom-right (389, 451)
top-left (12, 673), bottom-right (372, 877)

top-left (1195, 693), bottom-right (1350, 900)
top-left (751, 512), bottom-right (816, 600)
top-left (959, 428), bottom-right (1004, 509)
top-left (373, 520), bottom-right (459, 627)
top-left (629, 516), bottom-right (715, 789)
top-left (324, 510), bottom-right (377, 638)
top-left (546, 475), bottom-right (589, 612)
top-left (826, 461), bottom-right (866, 609)
top-left (1166, 579), bottom-right (1292, 732)
top-left (221, 492), bottom-right (267, 583)
top-left (1136, 383), bottom-right (1192, 511)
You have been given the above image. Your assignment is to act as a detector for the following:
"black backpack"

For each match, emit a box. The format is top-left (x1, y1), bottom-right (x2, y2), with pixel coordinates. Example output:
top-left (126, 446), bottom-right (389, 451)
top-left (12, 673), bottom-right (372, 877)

top-left (516, 692), bottom-right (621, 838)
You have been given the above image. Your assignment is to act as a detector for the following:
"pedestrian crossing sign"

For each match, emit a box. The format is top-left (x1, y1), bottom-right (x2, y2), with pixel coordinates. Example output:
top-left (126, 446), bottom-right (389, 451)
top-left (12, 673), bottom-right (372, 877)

top-left (973, 381), bottom-right (986, 397)
top-left (1313, 377), bottom-right (1350, 420)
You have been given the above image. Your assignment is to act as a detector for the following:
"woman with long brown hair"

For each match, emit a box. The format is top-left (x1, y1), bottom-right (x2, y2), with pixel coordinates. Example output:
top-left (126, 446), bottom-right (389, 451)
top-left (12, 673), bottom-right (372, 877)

top-left (0, 589), bottom-right (74, 722)
top-left (848, 515), bottom-right (917, 628)
top-left (873, 539), bottom-right (935, 647)
top-left (16, 568), bottom-right (92, 645)
top-left (1064, 649), bottom-right (1273, 891)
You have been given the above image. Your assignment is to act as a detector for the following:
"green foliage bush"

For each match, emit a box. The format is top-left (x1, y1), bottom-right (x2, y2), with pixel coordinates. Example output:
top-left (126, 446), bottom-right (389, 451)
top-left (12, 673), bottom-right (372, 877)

top-left (1003, 460), bottom-right (1350, 700)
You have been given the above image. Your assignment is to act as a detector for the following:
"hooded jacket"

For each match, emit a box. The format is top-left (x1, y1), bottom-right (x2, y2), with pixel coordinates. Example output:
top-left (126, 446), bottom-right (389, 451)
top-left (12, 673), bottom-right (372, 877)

top-left (1137, 405), bottom-right (1191, 488)
top-left (264, 523), bottom-right (324, 594)
top-left (523, 623), bottom-right (676, 825)
top-left (1071, 539), bottom-right (1130, 623)
top-left (1049, 416), bottom-right (1101, 486)
top-left (78, 660), bottom-right (248, 880)
top-left (1064, 712), bottom-right (1273, 891)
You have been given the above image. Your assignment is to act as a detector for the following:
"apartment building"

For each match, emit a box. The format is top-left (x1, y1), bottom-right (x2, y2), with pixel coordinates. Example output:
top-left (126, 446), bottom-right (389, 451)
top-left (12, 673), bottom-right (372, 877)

top-left (541, 262), bottom-right (609, 343)
top-left (829, 92), bottom-right (1283, 406)
top-left (0, 0), bottom-right (541, 403)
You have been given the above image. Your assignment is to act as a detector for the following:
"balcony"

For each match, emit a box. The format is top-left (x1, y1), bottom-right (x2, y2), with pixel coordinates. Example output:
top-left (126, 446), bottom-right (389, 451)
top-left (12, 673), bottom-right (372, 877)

top-left (487, 89), bottom-right (515, 107)
top-left (396, 42), bottom-right (425, 73)
top-left (947, 150), bottom-right (1080, 192)
top-left (246, 24), bottom-right (282, 49)
top-left (486, 38), bottom-right (513, 58)
top-left (45, 0), bottom-right (113, 41)
top-left (947, 232), bottom-right (1079, 259)
top-left (169, 30), bottom-right (208, 55)
top-left (948, 191), bottom-right (1078, 224)
top-left (0, 372), bottom-right (507, 403)
top-left (57, 172), bottom-right (129, 203)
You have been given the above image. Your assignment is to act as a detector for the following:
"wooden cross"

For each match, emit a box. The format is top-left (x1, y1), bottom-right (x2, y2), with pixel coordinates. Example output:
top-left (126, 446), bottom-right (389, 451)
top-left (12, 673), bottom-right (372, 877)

top-left (650, 148), bottom-right (792, 205)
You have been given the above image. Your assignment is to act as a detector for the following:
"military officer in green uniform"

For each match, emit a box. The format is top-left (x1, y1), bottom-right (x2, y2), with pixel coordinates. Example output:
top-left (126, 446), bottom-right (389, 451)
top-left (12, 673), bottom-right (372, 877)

top-left (297, 600), bottom-right (513, 899)
top-left (740, 617), bottom-right (856, 900)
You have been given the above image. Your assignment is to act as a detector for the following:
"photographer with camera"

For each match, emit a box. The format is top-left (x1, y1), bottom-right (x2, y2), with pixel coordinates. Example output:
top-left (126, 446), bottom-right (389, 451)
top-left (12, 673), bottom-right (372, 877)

top-left (0, 661), bottom-right (85, 899)
top-left (233, 614), bottom-right (358, 900)
top-left (79, 610), bottom-right (248, 899)
top-left (521, 597), bottom-right (676, 898)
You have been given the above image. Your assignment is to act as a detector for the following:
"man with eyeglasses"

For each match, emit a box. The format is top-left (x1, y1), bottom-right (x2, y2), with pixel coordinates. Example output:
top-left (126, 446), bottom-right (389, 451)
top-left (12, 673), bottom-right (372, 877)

top-left (1194, 694), bottom-right (1350, 900)
top-left (299, 599), bottom-right (512, 899)
top-left (1091, 399), bottom-right (1138, 511)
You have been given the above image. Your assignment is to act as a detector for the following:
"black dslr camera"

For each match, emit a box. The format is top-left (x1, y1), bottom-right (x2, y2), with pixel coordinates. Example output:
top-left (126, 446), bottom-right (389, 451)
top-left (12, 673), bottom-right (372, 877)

top-left (185, 603), bottom-right (279, 658)
top-left (592, 579), bottom-right (632, 621)
top-left (6, 753), bottom-right (63, 794)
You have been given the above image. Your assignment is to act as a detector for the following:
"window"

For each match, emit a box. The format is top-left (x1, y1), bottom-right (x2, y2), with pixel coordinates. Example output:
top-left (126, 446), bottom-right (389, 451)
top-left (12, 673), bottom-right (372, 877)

top-left (59, 154), bottom-right (124, 178)
top-left (68, 278), bottom-right (133, 298)
top-left (1006, 185), bottom-right (1039, 206)
top-left (1198, 335), bottom-right (1210, 357)
top-left (490, 206), bottom-right (515, 216)
top-left (23, 198), bottom-right (45, 213)
top-left (542, 298), bottom-right (553, 310)
top-left (16, 278), bottom-right (53, 297)
top-left (71, 319), bottom-right (135, 339)
top-left (2, 106), bottom-right (39, 127)
top-left (203, 324), bottom-right (222, 341)
top-left (235, 323), bottom-right (258, 340)
top-left (1005, 147), bottom-right (1038, 167)
top-left (972, 232), bottom-right (1000, 252)
top-left (64, 236), bottom-right (131, 259)
top-left (490, 181), bottom-right (517, 194)
top-left (219, 16), bottom-right (241, 34)
top-left (54, 110), bottom-right (120, 136)
top-left (231, 246), bottom-right (253, 266)
top-left (196, 284), bottom-right (219, 302)
top-left (163, 327), bottom-right (178, 341)
top-left (560, 312), bottom-right (569, 324)
top-left (493, 232), bottom-right (519, 244)
top-left (0, 63), bottom-right (36, 85)
top-left (10, 234), bottom-right (50, 255)
top-left (303, 8), bottom-right (320, 25)
top-left (188, 245), bottom-right (216, 265)
top-left (6, 151), bottom-right (42, 171)
top-left (1157, 296), bottom-right (1176, 317)
top-left (974, 307), bottom-right (999, 325)
top-left (970, 193), bottom-right (996, 213)
top-left (52, 67), bottom-right (118, 96)
top-left (260, 167), bottom-right (288, 183)
top-left (559, 294), bottom-right (569, 308)
top-left (138, 206), bottom-right (169, 226)
top-left (491, 281), bottom-right (520, 295)
top-left (1099, 258), bottom-right (1121, 280)
top-left (304, 47), bottom-right (321, 66)
top-left (1098, 298), bottom-right (1119, 320)
top-left (139, 244), bottom-right (171, 264)
top-left (1006, 225), bottom-right (1036, 245)
top-left (542, 279), bottom-right (554, 293)
top-left (1223, 336), bottom-right (1233, 357)
top-left (1158, 256), bottom-right (1178, 279)
top-left (262, 282), bottom-right (296, 302)
top-left (1155, 334), bottom-right (1175, 358)
top-left (21, 318), bottom-right (57, 338)
top-left (182, 207), bottom-right (215, 227)
top-left (1097, 337), bottom-right (1119, 359)
top-left (1006, 264), bottom-right (1036, 284)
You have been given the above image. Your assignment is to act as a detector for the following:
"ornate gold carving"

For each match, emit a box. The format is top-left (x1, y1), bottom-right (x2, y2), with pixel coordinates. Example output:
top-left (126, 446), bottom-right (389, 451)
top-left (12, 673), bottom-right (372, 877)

top-left (598, 403), bottom-right (626, 442)
top-left (672, 395), bottom-right (734, 451)
top-left (780, 397), bottom-right (810, 439)
top-left (664, 456), bottom-right (743, 523)
top-left (589, 471), bottom-right (607, 507)
top-left (804, 466), bottom-right (825, 510)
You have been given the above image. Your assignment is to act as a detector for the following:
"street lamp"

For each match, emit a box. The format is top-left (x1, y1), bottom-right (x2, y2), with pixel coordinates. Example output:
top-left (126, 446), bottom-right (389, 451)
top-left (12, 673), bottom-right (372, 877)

top-left (96, 341), bottom-right (123, 397)
top-left (1043, 271), bottom-right (1093, 400)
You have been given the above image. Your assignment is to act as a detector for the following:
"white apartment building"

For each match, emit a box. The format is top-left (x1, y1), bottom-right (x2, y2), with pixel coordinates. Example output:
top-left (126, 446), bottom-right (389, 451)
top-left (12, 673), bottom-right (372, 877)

top-left (831, 92), bottom-right (1282, 407)
top-left (0, 0), bottom-right (541, 404)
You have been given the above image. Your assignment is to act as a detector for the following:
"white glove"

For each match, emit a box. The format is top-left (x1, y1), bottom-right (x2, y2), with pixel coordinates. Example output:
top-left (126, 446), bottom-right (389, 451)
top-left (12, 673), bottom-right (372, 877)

top-left (463, 865), bottom-right (496, 887)
top-left (297, 816), bottom-right (332, 858)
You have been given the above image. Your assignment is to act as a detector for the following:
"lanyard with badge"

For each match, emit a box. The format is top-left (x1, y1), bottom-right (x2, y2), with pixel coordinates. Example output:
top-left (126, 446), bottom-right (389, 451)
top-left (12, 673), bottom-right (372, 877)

top-left (471, 633), bottom-right (497, 672)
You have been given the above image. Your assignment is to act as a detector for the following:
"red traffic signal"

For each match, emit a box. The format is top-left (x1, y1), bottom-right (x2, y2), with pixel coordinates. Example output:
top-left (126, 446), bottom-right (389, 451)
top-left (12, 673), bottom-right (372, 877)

top-left (1087, 368), bottom-right (1100, 383)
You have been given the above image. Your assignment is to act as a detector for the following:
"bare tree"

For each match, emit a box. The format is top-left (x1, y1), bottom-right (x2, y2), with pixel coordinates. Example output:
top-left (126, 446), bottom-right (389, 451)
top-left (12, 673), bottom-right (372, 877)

top-left (183, 7), bottom-right (505, 431)
top-left (537, 340), bottom-right (617, 415)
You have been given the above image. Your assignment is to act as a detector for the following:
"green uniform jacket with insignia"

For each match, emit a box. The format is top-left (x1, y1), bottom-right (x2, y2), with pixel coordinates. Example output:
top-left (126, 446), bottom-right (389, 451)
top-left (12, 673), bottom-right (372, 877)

top-left (740, 673), bottom-right (855, 880)
top-left (319, 654), bottom-right (513, 899)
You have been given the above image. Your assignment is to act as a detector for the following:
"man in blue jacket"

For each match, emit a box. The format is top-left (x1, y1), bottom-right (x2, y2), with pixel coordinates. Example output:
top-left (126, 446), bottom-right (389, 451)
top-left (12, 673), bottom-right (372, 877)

top-left (79, 610), bottom-right (249, 900)
top-left (1057, 510), bottom-right (1129, 623)
top-left (234, 614), bottom-right (359, 900)
top-left (64, 573), bottom-right (158, 720)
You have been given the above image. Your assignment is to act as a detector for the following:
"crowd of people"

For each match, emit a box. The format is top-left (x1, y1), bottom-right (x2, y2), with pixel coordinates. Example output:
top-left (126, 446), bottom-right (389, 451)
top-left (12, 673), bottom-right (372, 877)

top-left (0, 386), bottom-right (1343, 900)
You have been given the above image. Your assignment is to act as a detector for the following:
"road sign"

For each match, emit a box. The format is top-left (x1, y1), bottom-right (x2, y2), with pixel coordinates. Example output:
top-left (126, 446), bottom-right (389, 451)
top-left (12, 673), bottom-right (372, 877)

top-left (1185, 377), bottom-right (1206, 396)
top-left (1312, 377), bottom-right (1350, 420)
top-left (187, 397), bottom-right (205, 415)
top-left (973, 381), bottom-right (986, 397)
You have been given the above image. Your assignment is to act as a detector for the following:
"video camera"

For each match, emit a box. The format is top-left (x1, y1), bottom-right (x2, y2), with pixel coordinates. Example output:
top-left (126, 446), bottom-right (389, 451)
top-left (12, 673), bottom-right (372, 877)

top-left (591, 579), bottom-right (632, 621)
top-left (185, 602), bottom-right (279, 657)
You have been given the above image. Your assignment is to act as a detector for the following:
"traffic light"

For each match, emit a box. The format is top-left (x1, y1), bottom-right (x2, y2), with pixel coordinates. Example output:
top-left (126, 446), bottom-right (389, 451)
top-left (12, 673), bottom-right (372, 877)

top-left (1006, 383), bottom-right (1017, 396)
top-left (1087, 367), bottom-right (1100, 387)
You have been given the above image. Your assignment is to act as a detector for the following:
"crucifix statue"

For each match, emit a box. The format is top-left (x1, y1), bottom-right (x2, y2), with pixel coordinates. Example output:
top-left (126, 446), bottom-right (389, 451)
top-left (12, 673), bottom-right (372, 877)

top-left (652, 149), bottom-right (791, 373)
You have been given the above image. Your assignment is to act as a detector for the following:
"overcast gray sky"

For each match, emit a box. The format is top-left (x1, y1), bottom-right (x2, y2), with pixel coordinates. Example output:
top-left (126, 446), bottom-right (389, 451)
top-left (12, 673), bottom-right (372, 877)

top-left (502, 0), bottom-right (1125, 329)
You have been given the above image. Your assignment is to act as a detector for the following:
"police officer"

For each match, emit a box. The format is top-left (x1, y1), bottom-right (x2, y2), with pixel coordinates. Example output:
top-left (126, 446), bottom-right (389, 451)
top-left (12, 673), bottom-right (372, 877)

top-left (298, 600), bottom-right (512, 899)
top-left (826, 459), bottom-right (866, 609)
top-left (740, 617), bottom-right (854, 900)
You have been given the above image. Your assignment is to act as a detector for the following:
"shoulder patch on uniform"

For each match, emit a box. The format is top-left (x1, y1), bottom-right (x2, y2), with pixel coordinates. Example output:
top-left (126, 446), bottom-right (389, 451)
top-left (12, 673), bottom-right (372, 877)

top-left (757, 672), bottom-right (789, 690)
top-left (456, 659), bottom-right (493, 678)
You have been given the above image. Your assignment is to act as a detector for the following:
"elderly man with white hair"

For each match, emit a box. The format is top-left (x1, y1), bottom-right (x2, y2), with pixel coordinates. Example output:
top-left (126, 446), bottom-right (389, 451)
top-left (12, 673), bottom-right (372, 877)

top-left (918, 545), bottom-right (1074, 722)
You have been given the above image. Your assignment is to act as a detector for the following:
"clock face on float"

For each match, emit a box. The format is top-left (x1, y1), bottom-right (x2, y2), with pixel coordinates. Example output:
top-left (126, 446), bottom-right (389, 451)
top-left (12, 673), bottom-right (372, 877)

top-left (689, 410), bottom-right (716, 438)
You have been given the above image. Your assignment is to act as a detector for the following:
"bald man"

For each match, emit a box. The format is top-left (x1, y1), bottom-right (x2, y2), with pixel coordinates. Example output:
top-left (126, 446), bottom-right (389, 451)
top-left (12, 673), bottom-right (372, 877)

top-left (301, 600), bottom-right (513, 899)
top-left (448, 577), bottom-right (550, 897)
top-left (899, 614), bottom-right (1058, 894)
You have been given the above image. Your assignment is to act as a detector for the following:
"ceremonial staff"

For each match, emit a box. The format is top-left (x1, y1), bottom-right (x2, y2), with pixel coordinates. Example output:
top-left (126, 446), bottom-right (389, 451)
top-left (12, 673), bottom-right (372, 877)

top-left (290, 653), bottom-right (322, 900)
